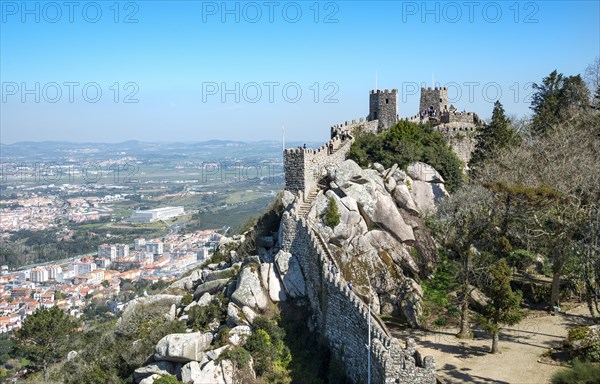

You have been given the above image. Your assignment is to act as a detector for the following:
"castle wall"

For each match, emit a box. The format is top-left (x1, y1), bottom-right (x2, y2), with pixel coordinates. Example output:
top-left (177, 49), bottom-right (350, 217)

top-left (331, 117), bottom-right (379, 137)
top-left (434, 125), bottom-right (477, 165)
top-left (284, 136), bottom-right (354, 199)
top-left (280, 211), bottom-right (436, 384)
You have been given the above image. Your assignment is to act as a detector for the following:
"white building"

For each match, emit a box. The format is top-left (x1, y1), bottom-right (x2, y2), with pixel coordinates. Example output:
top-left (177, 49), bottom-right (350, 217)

top-left (129, 207), bottom-right (185, 223)
top-left (30, 267), bottom-right (49, 283)
top-left (145, 241), bottom-right (164, 255)
top-left (74, 261), bottom-right (97, 276)
top-left (116, 244), bottom-right (129, 258)
top-left (134, 238), bottom-right (146, 250)
top-left (98, 244), bottom-right (117, 260)
top-left (46, 265), bottom-right (62, 280)
top-left (95, 258), bottom-right (111, 269)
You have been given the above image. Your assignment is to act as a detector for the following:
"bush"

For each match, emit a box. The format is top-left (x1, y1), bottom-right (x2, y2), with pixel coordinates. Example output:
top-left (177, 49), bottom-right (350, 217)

top-left (507, 249), bottom-right (537, 272)
top-left (187, 299), bottom-right (226, 331)
top-left (322, 197), bottom-right (340, 228)
top-left (153, 375), bottom-right (181, 384)
top-left (222, 346), bottom-right (252, 368)
top-left (568, 326), bottom-right (600, 363)
top-left (244, 316), bottom-right (291, 380)
top-left (181, 294), bottom-right (193, 306)
top-left (551, 360), bottom-right (600, 384)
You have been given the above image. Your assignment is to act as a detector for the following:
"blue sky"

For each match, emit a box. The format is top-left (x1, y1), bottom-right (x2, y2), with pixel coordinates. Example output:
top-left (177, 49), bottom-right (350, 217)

top-left (1, 0), bottom-right (598, 143)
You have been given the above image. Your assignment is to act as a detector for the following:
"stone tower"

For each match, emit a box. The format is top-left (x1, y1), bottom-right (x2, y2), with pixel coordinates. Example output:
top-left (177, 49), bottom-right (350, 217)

top-left (368, 89), bottom-right (398, 130)
top-left (419, 87), bottom-right (448, 113)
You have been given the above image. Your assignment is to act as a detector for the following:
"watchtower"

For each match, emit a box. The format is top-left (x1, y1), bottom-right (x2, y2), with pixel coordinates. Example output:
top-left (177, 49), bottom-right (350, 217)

top-left (419, 87), bottom-right (448, 113)
top-left (368, 89), bottom-right (398, 130)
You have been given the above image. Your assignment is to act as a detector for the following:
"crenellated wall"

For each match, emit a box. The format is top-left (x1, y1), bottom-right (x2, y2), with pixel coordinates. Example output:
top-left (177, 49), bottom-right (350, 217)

top-left (284, 136), bottom-right (355, 199)
top-left (280, 210), bottom-right (436, 384)
top-left (330, 117), bottom-right (379, 137)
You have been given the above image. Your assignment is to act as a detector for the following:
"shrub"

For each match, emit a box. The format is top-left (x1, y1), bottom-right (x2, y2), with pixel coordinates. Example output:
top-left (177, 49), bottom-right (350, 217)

top-left (153, 375), bottom-right (181, 384)
top-left (222, 346), bottom-right (252, 368)
top-left (568, 326), bottom-right (600, 363)
top-left (181, 294), bottom-right (193, 306)
top-left (322, 197), bottom-right (341, 228)
top-left (244, 316), bottom-right (291, 379)
top-left (507, 249), bottom-right (537, 272)
top-left (551, 360), bottom-right (600, 384)
top-left (187, 300), bottom-right (225, 331)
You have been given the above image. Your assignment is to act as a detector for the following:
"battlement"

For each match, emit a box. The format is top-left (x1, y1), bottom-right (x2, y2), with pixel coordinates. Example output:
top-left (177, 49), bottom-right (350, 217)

top-left (284, 135), bottom-right (354, 199)
top-left (370, 88), bottom-right (398, 95)
top-left (421, 86), bottom-right (448, 91)
top-left (330, 117), bottom-right (379, 138)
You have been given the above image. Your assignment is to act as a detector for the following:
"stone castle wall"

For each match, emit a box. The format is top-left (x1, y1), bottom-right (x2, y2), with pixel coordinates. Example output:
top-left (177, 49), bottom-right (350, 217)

top-left (434, 125), bottom-right (477, 165)
top-left (331, 117), bottom-right (379, 137)
top-left (280, 211), bottom-right (436, 384)
top-left (284, 135), bottom-right (355, 199)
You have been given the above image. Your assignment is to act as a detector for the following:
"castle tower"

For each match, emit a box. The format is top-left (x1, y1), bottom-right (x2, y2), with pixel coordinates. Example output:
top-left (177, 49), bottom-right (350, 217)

top-left (419, 87), bottom-right (448, 113)
top-left (367, 89), bottom-right (398, 130)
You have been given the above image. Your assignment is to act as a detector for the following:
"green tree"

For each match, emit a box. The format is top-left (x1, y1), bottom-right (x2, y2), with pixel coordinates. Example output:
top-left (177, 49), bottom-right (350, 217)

top-left (16, 306), bottom-right (79, 380)
top-left (348, 121), bottom-right (464, 192)
top-left (322, 197), bottom-right (340, 228)
top-left (469, 100), bottom-right (517, 171)
top-left (531, 70), bottom-right (590, 136)
top-left (479, 259), bottom-right (525, 353)
top-left (435, 185), bottom-right (497, 338)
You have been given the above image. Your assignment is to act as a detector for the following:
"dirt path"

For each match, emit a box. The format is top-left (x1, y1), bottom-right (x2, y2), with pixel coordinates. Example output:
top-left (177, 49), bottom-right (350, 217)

top-left (389, 304), bottom-right (595, 384)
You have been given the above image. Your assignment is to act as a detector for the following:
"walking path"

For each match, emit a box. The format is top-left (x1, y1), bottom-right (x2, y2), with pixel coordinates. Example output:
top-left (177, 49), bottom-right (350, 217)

top-left (388, 304), bottom-right (595, 384)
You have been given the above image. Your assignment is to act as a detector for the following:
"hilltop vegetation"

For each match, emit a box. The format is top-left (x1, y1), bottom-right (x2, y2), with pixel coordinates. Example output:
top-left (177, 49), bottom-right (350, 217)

top-left (348, 120), bottom-right (464, 192)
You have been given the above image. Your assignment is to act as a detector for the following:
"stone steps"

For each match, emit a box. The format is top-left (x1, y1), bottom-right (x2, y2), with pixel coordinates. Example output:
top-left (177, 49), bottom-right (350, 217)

top-left (296, 190), bottom-right (318, 217)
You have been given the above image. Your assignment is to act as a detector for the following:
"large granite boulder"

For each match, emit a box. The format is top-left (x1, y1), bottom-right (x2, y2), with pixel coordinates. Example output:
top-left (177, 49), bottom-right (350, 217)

top-left (328, 160), bottom-right (414, 243)
top-left (193, 360), bottom-right (233, 384)
top-left (410, 180), bottom-right (448, 214)
top-left (229, 325), bottom-right (252, 346)
top-left (203, 266), bottom-right (237, 282)
top-left (154, 332), bottom-right (213, 363)
top-left (363, 230), bottom-right (420, 276)
top-left (181, 361), bottom-right (202, 384)
top-left (194, 279), bottom-right (230, 299)
top-left (134, 361), bottom-right (176, 383)
top-left (393, 184), bottom-right (420, 215)
top-left (226, 302), bottom-right (248, 327)
top-left (231, 266), bottom-right (269, 311)
top-left (260, 263), bottom-right (287, 302)
top-left (121, 295), bottom-right (182, 323)
top-left (407, 162), bottom-right (444, 183)
top-left (274, 250), bottom-right (306, 297)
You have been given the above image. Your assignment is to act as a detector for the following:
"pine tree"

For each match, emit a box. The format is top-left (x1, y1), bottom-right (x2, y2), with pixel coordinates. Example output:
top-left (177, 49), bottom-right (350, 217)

top-left (531, 70), bottom-right (591, 136)
top-left (469, 100), bottom-right (515, 172)
top-left (16, 306), bottom-right (79, 380)
top-left (322, 197), bottom-right (340, 228)
top-left (479, 258), bottom-right (525, 353)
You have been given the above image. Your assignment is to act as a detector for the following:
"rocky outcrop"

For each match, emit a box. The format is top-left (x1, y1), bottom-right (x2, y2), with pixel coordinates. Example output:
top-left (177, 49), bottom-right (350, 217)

top-left (134, 361), bottom-right (177, 383)
top-left (301, 159), bottom-right (449, 327)
top-left (260, 262), bottom-right (287, 302)
top-left (230, 266), bottom-right (269, 311)
top-left (274, 250), bottom-right (307, 297)
top-left (121, 295), bottom-right (182, 323)
top-left (194, 279), bottom-right (230, 299)
top-left (154, 332), bottom-right (213, 363)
